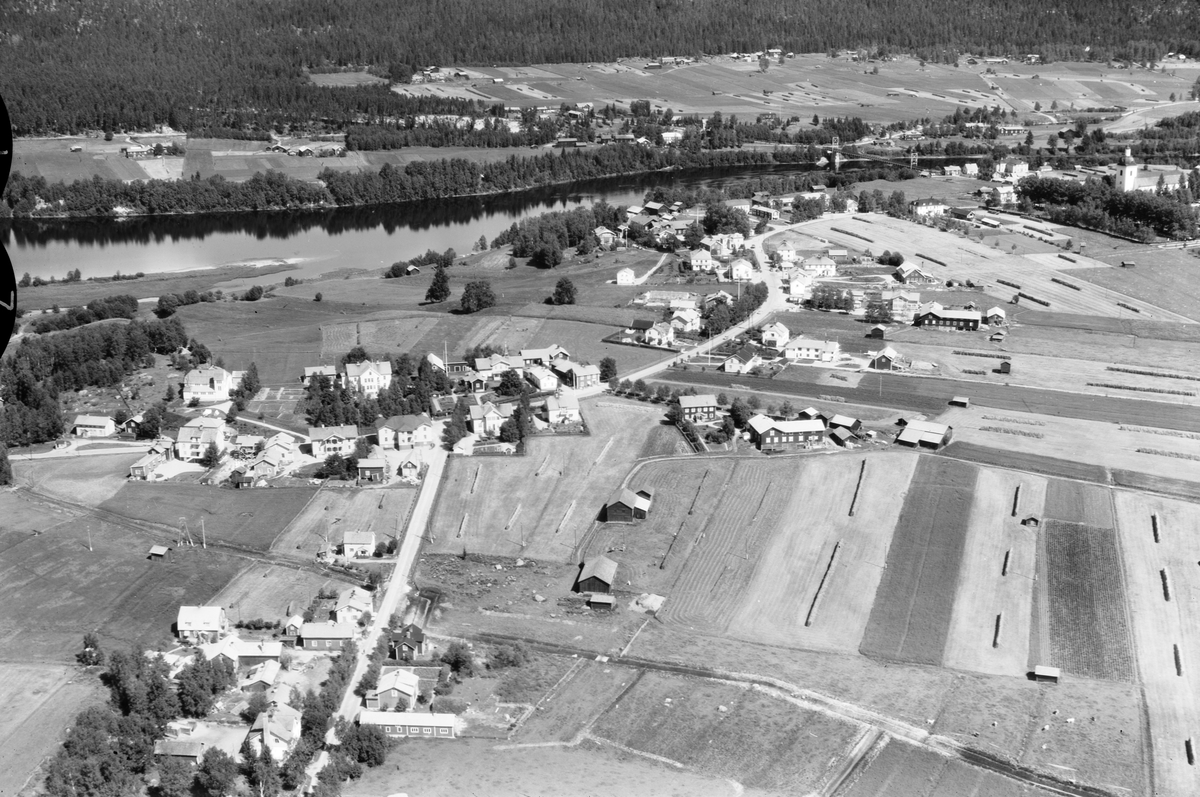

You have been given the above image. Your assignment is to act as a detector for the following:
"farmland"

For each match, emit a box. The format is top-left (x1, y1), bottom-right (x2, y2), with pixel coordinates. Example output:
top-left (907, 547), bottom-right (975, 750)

top-left (942, 468), bottom-right (1044, 677)
top-left (1034, 520), bottom-right (1135, 681)
top-left (206, 563), bottom-right (340, 622)
top-left (272, 487), bottom-right (414, 561)
top-left (1073, 247), bottom-right (1200, 323)
top-left (589, 670), bottom-right (862, 792)
top-left (860, 457), bottom-right (976, 666)
top-left (1113, 491), bottom-right (1200, 797)
top-left (427, 398), bottom-right (667, 562)
top-left (843, 739), bottom-right (1022, 797)
top-left (100, 482), bottom-right (318, 553)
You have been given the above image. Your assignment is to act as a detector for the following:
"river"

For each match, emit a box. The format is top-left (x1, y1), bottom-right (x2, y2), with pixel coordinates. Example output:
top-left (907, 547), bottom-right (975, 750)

top-left (2, 163), bottom-right (852, 282)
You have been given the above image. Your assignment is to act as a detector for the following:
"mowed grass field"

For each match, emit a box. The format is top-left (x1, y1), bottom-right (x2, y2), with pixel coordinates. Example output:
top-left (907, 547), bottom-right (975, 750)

top-left (272, 488), bottom-right (414, 561)
top-left (18, 452), bottom-right (142, 506)
top-left (1073, 248), bottom-right (1200, 324)
top-left (1114, 491), bottom-right (1200, 797)
top-left (942, 468), bottom-right (1045, 677)
top-left (589, 670), bottom-right (861, 793)
top-left (0, 663), bottom-right (107, 797)
top-left (206, 563), bottom-right (343, 622)
top-left (427, 398), bottom-right (664, 562)
top-left (728, 451), bottom-right (917, 653)
top-left (860, 457), bottom-right (976, 666)
top-left (100, 483), bottom-right (318, 552)
top-left (842, 738), bottom-right (1030, 797)
top-left (0, 504), bottom-right (246, 660)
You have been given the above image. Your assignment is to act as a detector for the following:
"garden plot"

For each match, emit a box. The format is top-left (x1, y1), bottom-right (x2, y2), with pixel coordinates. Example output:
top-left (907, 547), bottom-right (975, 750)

top-left (1114, 491), bottom-right (1200, 797)
top-left (860, 457), bottom-right (977, 666)
top-left (942, 468), bottom-right (1045, 677)
top-left (727, 451), bottom-right (918, 653)
top-left (1031, 520), bottom-right (1135, 682)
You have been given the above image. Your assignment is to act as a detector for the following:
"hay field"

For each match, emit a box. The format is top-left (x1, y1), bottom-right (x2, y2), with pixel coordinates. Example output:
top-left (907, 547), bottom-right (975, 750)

top-left (727, 451), bottom-right (918, 653)
top-left (1073, 250), bottom-right (1200, 323)
top-left (938, 406), bottom-right (1200, 483)
top-left (515, 660), bottom-right (635, 743)
top-left (0, 509), bottom-right (245, 660)
top-left (427, 398), bottom-right (661, 562)
top-left (942, 468), bottom-right (1044, 677)
top-left (0, 663), bottom-right (106, 797)
top-left (1043, 479), bottom-right (1114, 527)
top-left (100, 483), bottom-right (318, 552)
top-left (273, 488), bottom-right (413, 560)
top-left (17, 451), bottom-right (141, 506)
top-left (1114, 491), bottom-right (1200, 797)
top-left (309, 71), bottom-right (388, 87)
top-left (842, 739), bottom-right (1026, 797)
top-left (860, 457), bottom-right (977, 665)
top-left (589, 670), bottom-right (861, 792)
top-left (795, 215), bottom-right (1190, 321)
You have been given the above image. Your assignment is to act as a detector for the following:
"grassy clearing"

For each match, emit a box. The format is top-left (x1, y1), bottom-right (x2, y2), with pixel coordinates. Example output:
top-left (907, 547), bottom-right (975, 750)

top-left (272, 488), bottom-right (413, 561)
top-left (636, 421), bottom-right (689, 458)
top-left (590, 670), bottom-right (859, 792)
top-left (0, 504), bottom-right (245, 660)
top-left (100, 482), bottom-right (317, 552)
top-left (207, 563), bottom-right (342, 622)
top-left (494, 653), bottom-right (578, 704)
top-left (515, 660), bottom-right (635, 743)
top-left (1041, 520), bottom-right (1135, 681)
top-left (1043, 479), bottom-right (1114, 527)
top-left (936, 443), bottom-right (1110, 484)
top-left (17, 452), bottom-right (143, 506)
top-left (860, 456), bottom-right (976, 666)
top-left (1073, 249), bottom-right (1200, 323)
top-left (308, 71), bottom-right (388, 87)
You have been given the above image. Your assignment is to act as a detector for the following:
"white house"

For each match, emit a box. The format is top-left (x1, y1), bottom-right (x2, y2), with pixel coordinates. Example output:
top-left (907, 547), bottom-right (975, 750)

top-left (468, 401), bottom-right (512, 437)
top-left (616, 267), bottom-right (636, 285)
top-left (670, 308), bottom-right (702, 333)
top-left (247, 703), bottom-right (302, 762)
top-left (759, 322), bottom-right (790, 349)
top-left (176, 606), bottom-right (229, 643)
top-left (909, 197), bottom-right (948, 217)
top-left (643, 322), bottom-right (675, 347)
top-left (784, 337), bottom-right (839, 362)
top-left (729, 258), bottom-right (754, 281)
top-left (365, 668), bottom-right (421, 712)
top-left (340, 531), bottom-right (376, 559)
top-left (308, 425), bottom-right (360, 458)
top-left (545, 388), bottom-right (582, 424)
top-left (686, 249), bottom-right (714, 272)
top-left (881, 289), bottom-right (922, 321)
top-left (525, 365), bottom-right (559, 392)
top-left (333, 588), bottom-right (373, 626)
top-left (986, 306), bottom-right (1007, 325)
top-left (722, 346), bottom-right (761, 374)
top-left (594, 226), bottom-right (617, 247)
top-left (174, 417), bottom-right (234, 461)
top-left (72, 414), bottom-right (116, 438)
top-left (376, 414), bottom-right (435, 449)
top-left (182, 365), bottom-right (242, 404)
top-left (990, 184), bottom-right (1016, 206)
top-left (799, 256), bottom-right (837, 277)
top-left (344, 360), bottom-right (393, 399)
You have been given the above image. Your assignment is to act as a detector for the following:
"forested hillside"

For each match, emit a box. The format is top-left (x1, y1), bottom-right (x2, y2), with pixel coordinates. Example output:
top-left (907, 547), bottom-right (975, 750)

top-left (2, 0), bottom-right (1200, 135)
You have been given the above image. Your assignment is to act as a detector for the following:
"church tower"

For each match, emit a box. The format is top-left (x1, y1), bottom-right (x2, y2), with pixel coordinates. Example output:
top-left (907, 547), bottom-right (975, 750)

top-left (1120, 147), bottom-right (1139, 193)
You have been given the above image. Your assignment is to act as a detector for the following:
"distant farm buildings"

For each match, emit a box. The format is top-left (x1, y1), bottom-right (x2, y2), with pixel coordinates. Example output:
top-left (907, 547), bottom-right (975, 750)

top-left (604, 488), bottom-right (653, 522)
top-left (894, 418), bottom-right (953, 450)
top-left (576, 555), bottom-right (618, 593)
top-left (746, 414), bottom-right (826, 452)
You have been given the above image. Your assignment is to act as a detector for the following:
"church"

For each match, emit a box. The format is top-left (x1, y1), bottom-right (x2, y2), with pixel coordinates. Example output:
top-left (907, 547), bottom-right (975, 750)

top-left (1116, 148), bottom-right (1192, 193)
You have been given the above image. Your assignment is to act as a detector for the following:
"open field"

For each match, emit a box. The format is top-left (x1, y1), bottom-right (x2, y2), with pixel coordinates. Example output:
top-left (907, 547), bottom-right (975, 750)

top-left (0, 663), bottom-right (106, 797)
top-left (1073, 248), bottom-right (1200, 323)
top-left (17, 452), bottom-right (143, 506)
top-left (942, 468), bottom-right (1044, 677)
top-left (206, 562), bottom-right (341, 622)
top-left (272, 487), bottom-right (413, 560)
top-left (590, 670), bottom-right (861, 793)
top-left (728, 452), bottom-right (917, 653)
top-left (308, 70), bottom-right (388, 87)
top-left (860, 457), bottom-right (976, 666)
top-left (100, 483), bottom-right (317, 553)
top-left (938, 406), bottom-right (1200, 483)
top-left (1034, 520), bottom-right (1135, 682)
top-left (1043, 479), bottom-right (1114, 527)
top-left (427, 398), bottom-right (665, 563)
top-left (843, 739), bottom-right (1019, 797)
top-left (0, 503), bottom-right (245, 660)
top-left (341, 737), bottom-right (746, 797)
top-left (937, 442), bottom-right (1110, 484)
top-left (795, 214), bottom-right (1192, 322)
top-left (515, 660), bottom-right (636, 743)
top-left (1114, 491), bottom-right (1200, 797)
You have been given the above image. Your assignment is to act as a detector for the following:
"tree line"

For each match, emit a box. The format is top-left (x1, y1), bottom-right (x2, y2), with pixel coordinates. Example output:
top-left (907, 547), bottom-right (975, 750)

top-left (4, 0), bottom-right (1200, 135)
top-left (1017, 174), bottom-right (1199, 240)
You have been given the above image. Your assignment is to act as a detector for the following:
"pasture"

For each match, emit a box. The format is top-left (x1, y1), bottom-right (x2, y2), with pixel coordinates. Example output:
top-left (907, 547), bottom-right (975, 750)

top-left (100, 482), bottom-right (317, 552)
top-left (1034, 520), bottom-right (1135, 681)
top-left (273, 488), bottom-right (413, 560)
top-left (0, 505), bottom-right (246, 660)
top-left (206, 563), bottom-right (342, 622)
top-left (942, 468), bottom-right (1044, 677)
top-left (842, 739), bottom-right (1022, 797)
top-left (515, 660), bottom-right (635, 743)
top-left (426, 398), bottom-right (663, 562)
top-left (0, 663), bottom-right (106, 797)
top-left (589, 670), bottom-right (861, 792)
top-left (1073, 248), bottom-right (1200, 324)
top-left (1114, 491), bottom-right (1200, 797)
top-left (860, 457), bottom-right (976, 666)
top-left (17, 451), bottom-right (142, 506)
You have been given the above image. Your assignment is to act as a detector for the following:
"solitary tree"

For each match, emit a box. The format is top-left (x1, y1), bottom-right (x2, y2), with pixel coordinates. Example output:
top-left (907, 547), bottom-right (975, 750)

top-left (551, 277), bottom-right (577, 305)
top-left (460, 280), bottom-right (497, 314)
top-left (598, 357), bottom-right (618, 382)
top-left (425, 264), bottom-right (451, 303)
top-left (199, 442), bottom-right (221, 469)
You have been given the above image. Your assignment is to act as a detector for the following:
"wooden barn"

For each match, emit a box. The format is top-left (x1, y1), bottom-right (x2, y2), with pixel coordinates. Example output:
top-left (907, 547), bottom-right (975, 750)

top-left (999, 360), bottom-right (1012, 375)
top-left (576, 555), bottom-right (618, 594)
top-left (867, 324), bottom-right (888, 339)
top-left (604, 487), bottom-right (652, 522)
top-left (827, 414), bottom-right (862, 435)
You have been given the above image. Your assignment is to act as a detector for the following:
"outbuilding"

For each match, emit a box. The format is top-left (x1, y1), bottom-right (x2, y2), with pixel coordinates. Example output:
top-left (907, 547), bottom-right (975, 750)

top-left (604, 487), bottom-right (652, 522)
top-left (950, 396), bottom-right (971, 408)
top-left (576, 555), bottom-right (618, 594)
top-left (1033, 665), bottom-right (1060, 683)
top-left (999, 360), bottom-right (1012, 375)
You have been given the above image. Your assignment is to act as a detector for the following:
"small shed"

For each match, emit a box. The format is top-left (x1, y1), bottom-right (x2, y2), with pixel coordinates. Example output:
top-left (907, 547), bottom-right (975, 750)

top-left (829, 427), bottom-right (855, 448)
top-left (998, 360), bottom-right (1012, 375)
top-left (1021, 516), bottom-right (1040, 528)
top-left (357, 458), bottom-right (387, 482)
top-left (576, 555), bottom-right (618, 594)
top-left (148, 545), bottom-right (170, 561)
top-left (1120, 261), bottom-right (1136, 268)
top-left (950, 396), bottom-right (971, 408)
top-left (1033, 665), bottom-right (1060, 683)
top-left (587, 594), bottom-right (616, 611)
top-left (867, 325), bottom-right (887, 340)
top-left (828, 415), bottom-right (862, 434)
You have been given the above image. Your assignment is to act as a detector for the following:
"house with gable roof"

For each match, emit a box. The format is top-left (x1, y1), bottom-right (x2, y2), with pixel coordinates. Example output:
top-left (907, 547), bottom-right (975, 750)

top-left (344, 360), bottom-right (393, 399)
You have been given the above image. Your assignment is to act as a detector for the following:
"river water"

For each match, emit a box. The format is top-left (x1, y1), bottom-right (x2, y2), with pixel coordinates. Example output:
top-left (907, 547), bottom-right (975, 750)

top-left (3, 164), bottom-right (840, 282)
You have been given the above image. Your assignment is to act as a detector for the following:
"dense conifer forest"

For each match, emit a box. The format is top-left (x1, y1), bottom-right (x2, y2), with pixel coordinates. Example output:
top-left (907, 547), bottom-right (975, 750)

top-left (2, 0), bottom-right (1200, 135)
